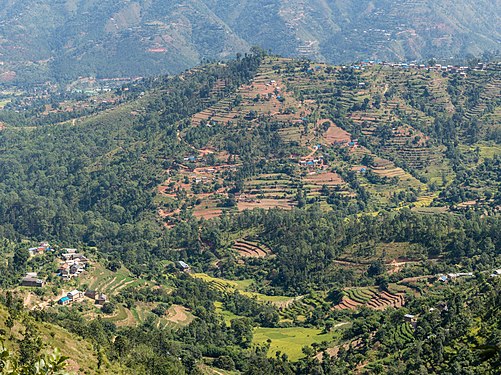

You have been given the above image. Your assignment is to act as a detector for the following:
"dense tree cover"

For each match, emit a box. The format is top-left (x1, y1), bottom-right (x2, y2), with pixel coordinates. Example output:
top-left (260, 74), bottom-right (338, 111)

top-left (0, 343), bottom-right (69, 375)
top-left (20, 275), bottom-right (284, 374)
top-left (223, 292), bottom-right (280, 327)
top-left (0, 294), bottom-right (71, 374)
top-left (326, 278), bottom-right (501, 374)
top-left (0, 53), bottom-right (499, 374)
top-left (170, 208), bottom-right (500, 294)
top-left (0, 90), bottom-right (122, 128)
top-left (0, 240), bottom-right (58, 289)
top-left (0, 53), bottom-right (262, 258)
top-left (438, 155), bottom-right (501, 206)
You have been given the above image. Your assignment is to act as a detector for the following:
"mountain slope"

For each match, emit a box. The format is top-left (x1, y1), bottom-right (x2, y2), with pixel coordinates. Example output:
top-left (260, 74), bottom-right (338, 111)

top-left (0, 0), bottom-right (499, 83)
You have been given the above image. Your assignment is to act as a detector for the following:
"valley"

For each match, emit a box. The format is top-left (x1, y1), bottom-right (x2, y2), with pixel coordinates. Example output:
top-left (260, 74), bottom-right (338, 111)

top-left (0, 52), bottom-right (499, 374)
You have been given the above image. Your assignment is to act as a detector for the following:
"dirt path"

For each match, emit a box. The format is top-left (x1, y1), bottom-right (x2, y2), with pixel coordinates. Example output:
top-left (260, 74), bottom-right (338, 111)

top-left (114, 306), bottom-right (136, 327)
top-left (388, 260), bottom-right (419, 274)
top-left (100, 276), bottom-right (117, 292)
top-left (23, 293), bottom-right (32, 307)
top-left (113, 279), bottom-right (136, 294)
top-left (398, 275), bottom-right (433, 283)
top-left (273, 295), bottom-right (304, 309)
top-left (332, 259), bottom-right (367, 266)
top-left (303, 145), bottom-right (318, 160)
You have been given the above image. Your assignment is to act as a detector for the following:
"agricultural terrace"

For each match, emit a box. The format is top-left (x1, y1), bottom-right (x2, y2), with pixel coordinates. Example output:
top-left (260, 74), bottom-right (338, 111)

top-left (333, 287), bottom-right (406, 310)
top-left (153, 57), bottom-right (498, 227)
top-left (191, 273), bottom-right (294, 305)
top-left (253, 327), bottom-right (340, 361)
top-left (72, 264), bottom-right (192, 329)
top-left (232, 240), bottom-right (272, 258)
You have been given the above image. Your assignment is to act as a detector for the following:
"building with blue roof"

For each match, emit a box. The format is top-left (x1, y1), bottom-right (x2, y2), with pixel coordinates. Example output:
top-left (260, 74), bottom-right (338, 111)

top-left (58, 296), bottom-right (70, 305)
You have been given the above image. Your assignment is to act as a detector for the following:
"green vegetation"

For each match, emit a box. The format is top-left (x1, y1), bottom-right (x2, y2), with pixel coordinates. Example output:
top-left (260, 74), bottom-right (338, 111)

top-left (0, 0), bottom-right (499, 83)
top-left (253, 327), bottom-right (338, 361)
top-left (0, 52), bottom-right (499, 374)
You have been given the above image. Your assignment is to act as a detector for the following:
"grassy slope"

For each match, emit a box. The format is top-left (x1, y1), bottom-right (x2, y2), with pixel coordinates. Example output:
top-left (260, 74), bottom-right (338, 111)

top-left (0, 305), bottom-right (122, 374)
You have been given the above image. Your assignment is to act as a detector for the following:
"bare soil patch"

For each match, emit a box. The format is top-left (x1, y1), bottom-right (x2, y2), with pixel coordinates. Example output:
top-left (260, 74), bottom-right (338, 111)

top-left (319, 119), bottom-right (352, 144)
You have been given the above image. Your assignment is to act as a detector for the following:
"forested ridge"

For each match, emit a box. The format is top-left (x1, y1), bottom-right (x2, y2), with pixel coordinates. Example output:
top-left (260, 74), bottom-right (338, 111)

top-left (0, 53), bottom-right (263, 254)
top-left (0, 0), bottom-right (499, 83)
top-left (0, 53), bottom-right (500, 374)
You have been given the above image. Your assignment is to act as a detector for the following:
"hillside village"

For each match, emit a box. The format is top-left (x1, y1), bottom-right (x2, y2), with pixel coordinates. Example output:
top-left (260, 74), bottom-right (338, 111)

top-left (18, 243), bottom-right (107, 308)
top-left (155, 56), bottom-right (500, 227)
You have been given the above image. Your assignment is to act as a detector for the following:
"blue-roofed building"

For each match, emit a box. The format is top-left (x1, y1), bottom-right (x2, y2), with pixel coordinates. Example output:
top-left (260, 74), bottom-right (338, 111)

top-left (58, 296), bottom-right (70, 306)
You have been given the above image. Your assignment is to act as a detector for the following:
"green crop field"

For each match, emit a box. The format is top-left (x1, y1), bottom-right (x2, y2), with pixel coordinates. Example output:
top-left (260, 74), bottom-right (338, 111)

top-left (253, 327), bottom-right (339, 361)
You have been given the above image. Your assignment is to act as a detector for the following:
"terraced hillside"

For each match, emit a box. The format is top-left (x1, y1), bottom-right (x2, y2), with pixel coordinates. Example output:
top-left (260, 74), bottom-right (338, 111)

top-left (156, 57), bottom-right (500, 228)
top-left (334, 287), bottom-right (406, 311)
top-left (232, 240), bottom-right (272, 258)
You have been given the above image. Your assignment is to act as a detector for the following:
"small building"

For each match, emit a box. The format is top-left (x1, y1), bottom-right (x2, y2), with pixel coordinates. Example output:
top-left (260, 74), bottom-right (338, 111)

top-left (177, 261), bottom-right (191, 273)
top-left (438, 275), bottom-right (448, 282)
top-left (28, 248), bottom-right (39, 256)
top-left (28, 242), bottom-right (51, 256)
top-left (62, 253), bottom-right (88, 263)
top-left (85, 290), bottom-right (108, 305)
top-left (490, 269), bottom-right (501, 277)
top-left (20, 275), bottom-right (45, 288)
top-left (85, 290), bottom-right (98, 299)
top-left (67, 290), bottom-right (83, 302)
top-left (58, 296), bottom-right (71, 306)
top-left (96, 293), bottom-right (108, 305)
top-left (404, 314), bottom-right (417, 322)
top-left (447, 272), bottom-right (473, 280)
top-left (404, 314), bottom-right (418, 328)
top-left (58, 258), bottom-right (86, 280)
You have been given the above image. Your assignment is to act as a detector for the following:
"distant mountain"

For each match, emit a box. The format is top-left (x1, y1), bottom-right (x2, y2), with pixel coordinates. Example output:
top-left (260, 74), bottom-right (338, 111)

top-left (0, 0), bottom-right (499, 83)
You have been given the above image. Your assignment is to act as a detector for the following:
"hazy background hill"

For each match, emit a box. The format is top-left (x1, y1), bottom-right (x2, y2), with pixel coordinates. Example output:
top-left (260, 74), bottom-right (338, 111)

top-left (0, 0), bottom-right (499, 83)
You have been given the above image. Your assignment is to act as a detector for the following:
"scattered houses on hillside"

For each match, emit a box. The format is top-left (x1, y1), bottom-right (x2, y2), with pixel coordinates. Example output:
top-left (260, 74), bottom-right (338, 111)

top-left (58, 290), bottom-right (108, 307)
top-left (28, 242), bottom-right (52, 257)
top-left (58, 289), bottom-right (84, 305)
top-left (67, 289), bottom-right (84, 302)
top-left (58, 248), bottom-right (89, 280)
